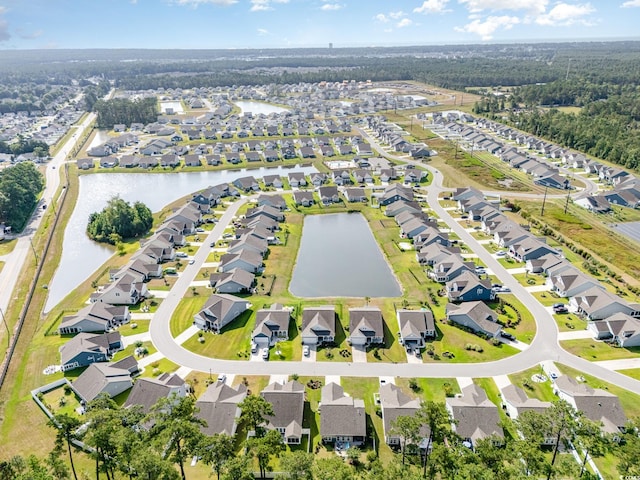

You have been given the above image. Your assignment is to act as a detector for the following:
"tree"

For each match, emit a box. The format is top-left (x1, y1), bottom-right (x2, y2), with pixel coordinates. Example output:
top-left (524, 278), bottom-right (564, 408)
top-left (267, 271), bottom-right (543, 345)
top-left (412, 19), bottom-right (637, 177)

top-left (129, 450), bottom-right (180, 480)
top-left (617, 419), bottom-right (640, 477)
top-left (87, 196), bottom-right (153, 244)
top-left (277, 451), bottom-right (314, 480)
top-left (0, 162), bottom-right (44, 230)
top-left (148, 395), bottom-right (206, 480)
top-left (84, 394), bottom-right (121, 480)
top-left (416, 400), bottom-right (454, 476)
top-left (239, 394), bottom-right (274, 437)
top-left (221, 456), bottom-right (254, 480)
top-left (574, 418), bottom-right (610, 477)
top-left (390, 414), bottom-right (421, 465)
top-left (516, 400), bottom-right (582, 480)
top-left (313, 457), bottom-right (354, 480)
top-left (47, 413), bottom-right (81, 480)
top-left (197, 433), bottom-right (234, 480)
top-left (248, 429), bottom-right (283, 479)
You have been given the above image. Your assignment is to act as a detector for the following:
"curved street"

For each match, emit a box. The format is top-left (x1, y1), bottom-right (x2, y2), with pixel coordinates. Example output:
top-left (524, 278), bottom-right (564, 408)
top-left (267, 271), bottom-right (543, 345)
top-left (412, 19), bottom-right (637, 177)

top-left (146, 140), bottom-right (640, 395)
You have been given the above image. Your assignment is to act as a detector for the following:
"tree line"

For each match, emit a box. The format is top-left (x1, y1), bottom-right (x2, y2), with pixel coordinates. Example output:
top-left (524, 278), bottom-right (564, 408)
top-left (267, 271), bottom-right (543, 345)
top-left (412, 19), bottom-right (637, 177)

top-left (93, 97), bottom-right (158, 129)
top-left (0, 137), bottom-right (50, 157)
top-left (0, 162), bottom-right (44, 231)
top-left (87, 197), bottom-right (153, 245)
top-left (3, 389), bottom-right (639, 480)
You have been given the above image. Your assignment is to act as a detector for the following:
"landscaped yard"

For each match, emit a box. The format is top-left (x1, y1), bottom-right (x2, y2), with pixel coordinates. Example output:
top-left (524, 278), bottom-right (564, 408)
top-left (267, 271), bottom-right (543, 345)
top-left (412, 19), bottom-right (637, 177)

top-left (395, 377), bottom-right (460, 402)
top-left (513, 272), bottom-right (546, 287)
top-left (619, 368), bottom-right (640, 381)
top-left (169, 295), bottom-right (210, 337)
top-left (181, 309), bottom-right (254, 360)
top-left (496, 294), bottom-right (537, 343)
top-left (118, 319), bottom-right (150, 336)
top-left (560, 338), bottom-right (640, 361)
top-left (507, 366), bottom-right (557, 402)
top-left (554, 313), bottom-right (587, 332)
top-left (531, 290), bottom-right (563, 306)
top-left (473, 377), bottom-right (518, 440)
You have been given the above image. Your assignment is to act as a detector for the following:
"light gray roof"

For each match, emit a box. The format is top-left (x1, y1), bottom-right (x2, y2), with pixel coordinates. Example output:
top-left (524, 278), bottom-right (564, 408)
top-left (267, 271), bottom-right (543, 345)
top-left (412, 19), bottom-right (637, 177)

top-left (72, 357), bottom-right (136, 402)
top-left (196, 382), bottom-right (247, 436)
top-left (501, 384), bottom-right (550, 415)
top-left (123, 373), bottom-right (185, 413)
top-left (301, 306), bottom-right (336, 339)
top-left (349, 308), bottom-right (384, 338)
top-left (320, 382), bottom-right (366, 438)
top-left (446, 384), bottom-right (503, 443)
top-left (261, 380), bottom-right (305, 434)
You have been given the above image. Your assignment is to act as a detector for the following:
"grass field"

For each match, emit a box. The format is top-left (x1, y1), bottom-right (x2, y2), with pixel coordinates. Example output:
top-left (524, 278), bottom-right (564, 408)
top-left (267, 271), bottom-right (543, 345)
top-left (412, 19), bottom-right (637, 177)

top-left (507, 366), bottom-right (558, 402)
top-left (0, 238), bottom-right (17, 256)
top-left (560, 339), bottom-right (640, 362)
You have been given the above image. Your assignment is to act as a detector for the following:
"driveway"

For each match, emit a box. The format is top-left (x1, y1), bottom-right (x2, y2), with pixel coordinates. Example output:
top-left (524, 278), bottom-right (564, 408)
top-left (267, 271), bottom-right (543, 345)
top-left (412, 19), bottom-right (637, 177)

top-left (350, 345), bottom-right (368, 363)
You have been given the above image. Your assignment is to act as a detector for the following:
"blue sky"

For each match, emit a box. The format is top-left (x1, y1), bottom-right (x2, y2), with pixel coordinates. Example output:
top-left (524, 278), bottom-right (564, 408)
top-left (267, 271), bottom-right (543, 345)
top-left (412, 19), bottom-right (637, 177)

top-left (0, 0), bottom-right (639, 49)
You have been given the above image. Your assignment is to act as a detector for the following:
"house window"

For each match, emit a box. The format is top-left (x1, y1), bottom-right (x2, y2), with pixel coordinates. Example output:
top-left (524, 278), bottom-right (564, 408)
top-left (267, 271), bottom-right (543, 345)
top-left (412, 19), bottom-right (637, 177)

top-left (477, 289), bottom-right (483, 295)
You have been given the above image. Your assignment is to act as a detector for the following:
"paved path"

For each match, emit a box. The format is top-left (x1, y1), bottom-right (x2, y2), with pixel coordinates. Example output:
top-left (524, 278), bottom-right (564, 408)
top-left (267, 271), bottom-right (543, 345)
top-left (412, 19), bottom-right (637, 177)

top-left (493, 375), bottom-right (512, 391)
top-left (351, 345), bottom-right (368, 363)
top-left (593, 359), bottom-right (640, 371)
top-left (122, 332), bottom-right (151, 347)
top-left (557, 330), bottom-right (593, 341)
top-left (325, 375), bottom-right (341, 386)
top-left (456, 377), bottom-right (473, 389)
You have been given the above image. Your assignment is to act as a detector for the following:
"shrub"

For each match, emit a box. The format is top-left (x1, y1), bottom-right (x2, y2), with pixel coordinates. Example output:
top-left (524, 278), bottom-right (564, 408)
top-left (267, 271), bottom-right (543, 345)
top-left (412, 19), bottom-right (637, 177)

top-left (408, 378), bottom-right (420, 392)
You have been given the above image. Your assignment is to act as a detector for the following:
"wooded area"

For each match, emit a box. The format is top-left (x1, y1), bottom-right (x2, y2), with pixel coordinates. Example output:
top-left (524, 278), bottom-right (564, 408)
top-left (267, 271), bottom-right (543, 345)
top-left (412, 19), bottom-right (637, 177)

top-left (86, 197), bottom-right (153, 245)
top-left (0, 162), bottom-right (44, 231)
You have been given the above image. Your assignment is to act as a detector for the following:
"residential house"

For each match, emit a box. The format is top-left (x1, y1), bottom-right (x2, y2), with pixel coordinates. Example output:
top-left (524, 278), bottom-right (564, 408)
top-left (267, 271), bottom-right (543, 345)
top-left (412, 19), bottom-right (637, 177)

top-left (288, 172), bottom-right (307, 187)
top-left (76, 158), bottom-right (95, 170)
top-left (571, 287), bottom-right (638, 321)
top-left (256, 194), bottom-right (286, 210)
top-left (59, 332), bottom-right (123, 371)
top-left (233, 176), bottom-right (260, 192)
top-left (252, 304), bottom-right (291, 347)
top-left (58, 303), bottom-right (131, 335)
top-left (293, 190), bottom-right (315, 207)
top-left (219, 250), bottom-right (264, 273)
top-left (379, 383), bottom-right (423, 446)
top-left (501, 384), bottom-right (551, 421)
top-left (227, 234), bottom-right (268, 256)
top-left (245, 205), bottom-right (285, 222)
top-left (193, 294), bottom-right (249, 332)
top-left (508, 237), bottom-right (557, 262)
top-left (196, 382), bottom-right (247, 436)
top-left (318, 186), bottom-right (340, 204)
top-left (446, 271), bottom-right (495, 303)
top-left (344, 187), bottom-right (367, 202)
top-left (547, 268), bottom-right (602, 298)
top-left (379, 184), bottom-right (414, 206)
top-left (589, 313), bottom-right (640, 347)
top-left (262, 175), bottom-right (284, 189)
top-left (429, 257), bottom-right (475, 283)
top-left (209, 269), bottom-right (255, 294)
top-left (348, 308), bottom-right (384, 347)
top-left (71, 356), bottom-right (138, 403)
top-left (95, 274), bottom-right (148, 306)
top-left (446, 384), bottom-right (504, 448)
top-left (301, 306), bottom-right (336, 345)
top-left (124, 373), bottom-right (187, 413)
top-left (446, 301), bottom-right (502, 338)
top-left (261, 380), bottom-right (305, 444)
top-left (553, 375), bottom-right (628, 437)
top-left (320, 383), bottom-right (366, 446)
top-left (397, 309), bottom-right (436, 349)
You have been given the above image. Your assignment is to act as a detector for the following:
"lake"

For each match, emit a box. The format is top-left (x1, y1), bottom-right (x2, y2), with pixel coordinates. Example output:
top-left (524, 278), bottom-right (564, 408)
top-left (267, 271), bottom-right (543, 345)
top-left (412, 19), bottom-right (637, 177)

top-left (289, 213), bottom-right (402, 298)
top-left (235, 101), bottom-right (289, 116)
top-left (45, 165), bottom-right (317, 312)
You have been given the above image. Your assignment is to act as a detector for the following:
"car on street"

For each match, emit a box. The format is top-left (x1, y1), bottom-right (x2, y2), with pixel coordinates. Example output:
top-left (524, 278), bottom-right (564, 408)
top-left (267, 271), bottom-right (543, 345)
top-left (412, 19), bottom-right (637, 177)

top-left (176, 252), bottom-right (188, 258)
top-left (303, 345), bottom-right (310, 357)
top-left (500, 331), bottom-right (516, 341)
top-left (550, 372), bottom-right (558, 380)
top-left (196, 228), bottom-right (205, 233)
top-left (553, 303), bottom-right (568, 313)
top-left (261, 348), bottom-right (269, 360)
top-left (188, 259), bottom-right (195, 265)
top-left (495, 250), bottom-right (506, 256)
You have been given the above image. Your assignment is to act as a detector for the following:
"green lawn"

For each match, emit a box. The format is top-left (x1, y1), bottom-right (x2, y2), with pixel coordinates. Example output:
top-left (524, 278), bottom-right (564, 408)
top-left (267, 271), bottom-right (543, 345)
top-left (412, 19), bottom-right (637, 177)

top-left (531, 290), bottom-right (563, 306)
top-left (182, 309), bottom-right (255, 360)
top-left (513, 272), bottom-right (546, 287)
top-left (619, 368), bottom-right (640, 381)
top-left (118, 319), bottom-right (150, 336)
top-left (395, 377), bottom-right (460, 403)
top-left (112, 341), bottom-right (157, 362)
top-left (141, 357), bottom-right (179, 378)
top-left (556, 364), bottom-right (640, 418)
top-left (496, 294), bottom-right (537, 343)
top-left (507, 366), bottom-right (557, 402)
top-left (169, 295), bottom-right (210, 337)
top-left (0, 238), bottom-right (17, 255)
top-left (560, 339), bottom-right (640, 362)
top-left (554, 313), bottom-right (587, 332)
top-left (423, 322), bottom-right (520, 363)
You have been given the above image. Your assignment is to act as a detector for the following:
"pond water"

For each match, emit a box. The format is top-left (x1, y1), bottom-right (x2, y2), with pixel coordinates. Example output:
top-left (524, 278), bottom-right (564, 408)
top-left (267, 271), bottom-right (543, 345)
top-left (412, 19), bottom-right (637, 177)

top-left (289, 213), bottom-right (402, 298)
top-left (235, 101), bottom-right (289, 116)
top-left (45, 165), bottom-right (317, 312)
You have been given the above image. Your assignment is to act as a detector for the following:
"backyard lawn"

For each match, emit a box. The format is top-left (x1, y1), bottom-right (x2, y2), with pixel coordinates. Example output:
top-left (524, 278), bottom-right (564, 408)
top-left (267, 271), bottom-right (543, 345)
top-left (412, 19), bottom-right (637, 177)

top-left (181, 309), bottom-right (255, 360)
top-left (560, 339), bottom-right (640, 362)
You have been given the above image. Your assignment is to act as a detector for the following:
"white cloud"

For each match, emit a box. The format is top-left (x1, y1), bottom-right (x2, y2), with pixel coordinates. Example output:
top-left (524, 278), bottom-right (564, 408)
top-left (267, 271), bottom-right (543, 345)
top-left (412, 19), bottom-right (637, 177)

top-left (535, 2), bottom-right (595, 26)
top-left (374, 13), bottom-right (389, 22)
top-left (413, 0), bottom-right (451, 14)
top-left (249, 0), bottom-right (289, 12)
top-left (458, 0), bottom-right (547, 14)
top-left (257, 28), bottom-right (270, 35)
top-left (389, 10), bottom-right (406, 19)
top-left (455, 15), bottom-right (520, 40)
top-left (320, 3), bottom-right (343, 11)
top-left (621, 0), bottom-right (640, 6)
top-left (173, 0), bottom-right (238, 6)
top-left (397, 18), bottom-right (413, 27)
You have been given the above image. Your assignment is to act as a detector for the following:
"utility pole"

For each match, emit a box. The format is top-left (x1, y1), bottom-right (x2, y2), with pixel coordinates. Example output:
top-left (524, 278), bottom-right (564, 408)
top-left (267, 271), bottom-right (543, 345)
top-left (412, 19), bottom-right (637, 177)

top-left (0, 307), bottom-right (9, 349)
top-left (541, 186), bottom-right (548, 216)
top-left (30, 237), bottom-right (38, 266)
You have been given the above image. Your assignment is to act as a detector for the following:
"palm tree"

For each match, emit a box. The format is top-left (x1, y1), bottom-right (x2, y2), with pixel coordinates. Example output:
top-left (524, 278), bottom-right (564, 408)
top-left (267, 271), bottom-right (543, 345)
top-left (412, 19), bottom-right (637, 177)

top-left (47, 413), bottom-right (82, 480)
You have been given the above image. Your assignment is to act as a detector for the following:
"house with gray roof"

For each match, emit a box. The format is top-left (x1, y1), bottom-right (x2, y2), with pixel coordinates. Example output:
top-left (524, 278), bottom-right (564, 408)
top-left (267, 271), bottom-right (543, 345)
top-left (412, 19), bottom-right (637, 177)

top-left (446, 271), bottom-right (495, 303)
top-left (570, 286), bottom-right (638, 321)
top-left (219, 250), bottom-right (263, 273)
top-left (124, 373), bottom-right (187, 414)
top-left (227, 234), bottom-right (268, 256)
top-left (379, 383), bottom-right (423, 446)
top-left (94, 273), bottom-right (148, 306)
top-left (590, 313), bottom-right (640, 347)
top-left (288, 172), bottom-right (307, 187)
top-left (344, 187), bottom-right (367, 203)
top-left (348, 307), bottom-right (384, 347)
top-left (245, 204), bottom-right (284, 222)
top-left (547, 268), bottom-right (602, 298)
top-left (71, 356), bottom-right (138, 403)
top-left (416, 244), bottom-right (460, 266)
top-left (59, 303), bottom-right (131, 335)
top-left (379, 184), bottom-right (413, 206)
top-left (320, 382), bottom-right (366, 446)
top-left (209, 268), bottom-right (255, 294)
top-left (318, 186), bottom-right (340, 204)
top-left (293, 190), bottom-right (315, 207)
top-left (59, 332), bottom-right (123, 371)
top-left (261, 380), bottom-right (305, 444)
top-left (501, 384), bottom-right (551, 421)
top-left (446, 301), bottom-right (502, 338)
top-left (301, 306), bottom-right (336, 345)
top-left (196, 382), bottom-right (247, 436)
top-left (194, 293), bottom-right (249, 332)
top-left (256, 194), bottom-right (286, 210)
top-left (233, 176), bottom-right (260, 192)
top-left (252, 304), bottom-right (292, 347)
top-left (397, 309), bottom-right (435, 349)
top-left (429, 256), bottom-right (475, 283)
top-left (446, 384), bottom-right (503, 448)
top-left (553, 375), bottom-right (628, 437)
top-left (385, 200), bottom-right (422, 218)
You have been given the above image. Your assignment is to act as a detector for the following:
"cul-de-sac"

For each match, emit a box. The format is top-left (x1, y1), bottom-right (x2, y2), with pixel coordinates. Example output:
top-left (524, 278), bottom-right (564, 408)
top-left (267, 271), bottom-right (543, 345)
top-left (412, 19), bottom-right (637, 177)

top-left (1, 37), bottom-right (640, 480)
